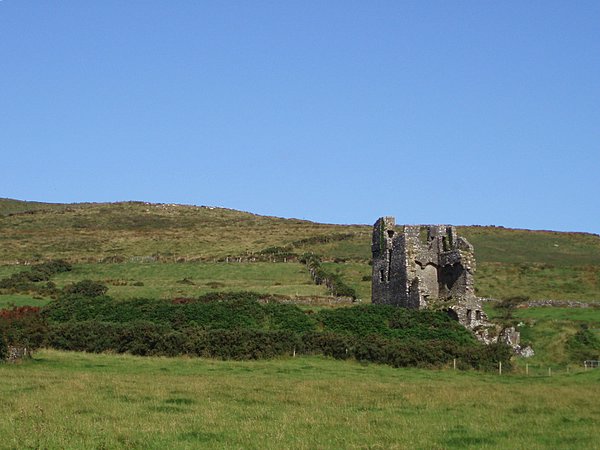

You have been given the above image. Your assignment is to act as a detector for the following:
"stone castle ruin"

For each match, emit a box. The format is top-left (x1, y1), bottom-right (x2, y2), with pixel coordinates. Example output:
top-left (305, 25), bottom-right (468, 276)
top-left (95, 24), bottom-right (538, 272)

top-left (371, 217), bottom-right (487, 330)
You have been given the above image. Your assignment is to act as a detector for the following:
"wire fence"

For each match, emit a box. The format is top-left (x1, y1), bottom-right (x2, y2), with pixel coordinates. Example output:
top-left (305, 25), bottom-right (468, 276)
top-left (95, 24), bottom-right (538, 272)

top-left (504, 361), bottom-right (598, 377)
top-left (448, 359), bottom-right (600, 376)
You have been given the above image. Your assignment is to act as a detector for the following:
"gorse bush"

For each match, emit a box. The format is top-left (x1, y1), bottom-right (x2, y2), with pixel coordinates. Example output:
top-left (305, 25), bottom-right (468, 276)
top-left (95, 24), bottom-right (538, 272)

top-left (42, 321), bottom-right (510, 368)
top-left (0, 306), bottom-right (47, 350)
top-left (63, 280), bottom-right (108, 297)
top-left (317, 304), bottom-right (476, 344)
top-left (44, 292), bottom-right (316, 333)
top-left (3, 291), bottom-right (512, 370)
top-left (45, 321), bottom-right (301, 359)
top-left (0, 259), bottom-right (72, 296)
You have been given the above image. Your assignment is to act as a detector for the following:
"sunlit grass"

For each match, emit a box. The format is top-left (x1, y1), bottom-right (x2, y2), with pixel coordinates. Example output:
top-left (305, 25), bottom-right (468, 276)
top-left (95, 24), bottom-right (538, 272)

top-left (0, 294), bottom-right (50, 308)
top-left (1, 350), bottom-right (599, 449)
top-left (49, 262), bottom-right (328, 299)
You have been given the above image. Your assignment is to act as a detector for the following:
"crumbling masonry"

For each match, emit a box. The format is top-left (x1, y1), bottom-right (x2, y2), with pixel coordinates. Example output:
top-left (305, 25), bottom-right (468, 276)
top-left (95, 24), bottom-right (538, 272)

top-left (371, 217), bottom-right (487, 329)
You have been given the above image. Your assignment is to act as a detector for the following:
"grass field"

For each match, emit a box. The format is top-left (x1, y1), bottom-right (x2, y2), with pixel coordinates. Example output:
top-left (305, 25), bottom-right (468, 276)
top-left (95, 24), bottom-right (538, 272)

top-left (0, 294), bottom-right (50, 308)
top-left (481, 306), bottom-right (600, 367)
top-left (0, 350), bottom-right (598, 449)
top-left (3, 259), bottom-right (598, 304)
top-left (476, 263), bottom-right (600, 301)
top-left (48, 262), bottom-right (329, 299)
top-left (2, 200), bottom-right (600, 448)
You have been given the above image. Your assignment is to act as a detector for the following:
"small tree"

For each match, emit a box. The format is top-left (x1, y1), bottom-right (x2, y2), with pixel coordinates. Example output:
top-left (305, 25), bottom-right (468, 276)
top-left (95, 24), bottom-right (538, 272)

top-left (494, 296), bottom-right (528, 321)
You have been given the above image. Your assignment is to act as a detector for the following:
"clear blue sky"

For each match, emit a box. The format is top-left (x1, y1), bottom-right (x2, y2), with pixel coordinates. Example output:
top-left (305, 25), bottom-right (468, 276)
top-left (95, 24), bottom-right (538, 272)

top-left (1, 1), bottom-right (599, 233)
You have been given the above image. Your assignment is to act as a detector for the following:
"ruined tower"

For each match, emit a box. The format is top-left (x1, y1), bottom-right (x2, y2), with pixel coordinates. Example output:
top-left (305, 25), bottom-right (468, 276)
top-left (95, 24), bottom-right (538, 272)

top-left (371, 217), bottom-right (487, 329)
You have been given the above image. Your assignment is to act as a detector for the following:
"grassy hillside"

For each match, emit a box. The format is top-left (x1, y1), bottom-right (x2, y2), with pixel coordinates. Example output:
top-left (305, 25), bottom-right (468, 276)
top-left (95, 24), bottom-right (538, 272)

top-left (2, 198), bottom-right (599, 264)
top-left (1, 350), bottom-right (598, 449)
top-left (0, 198), bottom-right (599, 301)
top-left (0, 199), bottom-right (370, 263)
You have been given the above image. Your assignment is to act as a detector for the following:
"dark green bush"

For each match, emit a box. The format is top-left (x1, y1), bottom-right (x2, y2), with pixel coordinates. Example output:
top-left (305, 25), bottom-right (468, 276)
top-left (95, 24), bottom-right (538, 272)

top-left (316, 305), bottom-right (475, 344)
top-left (0, 306), bottom-right (48, 350)
top-left (301, 332), bottom-right (354, 359)
top-left (63, 280), bottom-right (109, 297)
top-left (0, 260), bottom-right (71, 295)
top-left (45, 322), bottom-right (300, 360)
top-left (44, 292), bottom-right (316, 333)
top-left (38, 292), bottom-right (510, 370)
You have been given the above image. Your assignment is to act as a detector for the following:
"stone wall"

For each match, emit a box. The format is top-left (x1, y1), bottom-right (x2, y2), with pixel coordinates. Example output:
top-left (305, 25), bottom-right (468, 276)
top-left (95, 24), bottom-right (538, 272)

top-left (5, 345), bottom-right (30, 363)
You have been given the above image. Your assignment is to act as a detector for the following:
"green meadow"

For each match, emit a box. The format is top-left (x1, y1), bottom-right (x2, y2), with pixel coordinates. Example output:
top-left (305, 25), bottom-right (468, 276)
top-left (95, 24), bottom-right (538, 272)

top-left (2, 199), bottom-right (600, 449)
top-left (1, 350), bottom-right (599, 450)
top-left (49, 262), bottom-right (328, 300)
top-left (0, 293), bottom-right (50, 308)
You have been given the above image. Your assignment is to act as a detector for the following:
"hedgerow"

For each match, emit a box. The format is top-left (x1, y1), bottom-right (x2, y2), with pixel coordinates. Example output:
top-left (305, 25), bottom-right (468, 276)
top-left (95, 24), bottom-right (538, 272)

top-left (40, 322), bottom-right (510, 369)
top-left (45, 322), bottom-right (301, 359)
top-left (1, 291), bottom-right (512, 370)
top-left (300, 253), bottom-right (357, 299)
top-left (43, 292), bottom-right (316, 333)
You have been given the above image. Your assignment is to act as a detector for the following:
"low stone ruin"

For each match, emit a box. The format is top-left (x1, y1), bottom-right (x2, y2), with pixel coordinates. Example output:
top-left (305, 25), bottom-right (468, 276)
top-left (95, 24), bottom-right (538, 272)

top-left (5, 345), bottom-right (30, 363)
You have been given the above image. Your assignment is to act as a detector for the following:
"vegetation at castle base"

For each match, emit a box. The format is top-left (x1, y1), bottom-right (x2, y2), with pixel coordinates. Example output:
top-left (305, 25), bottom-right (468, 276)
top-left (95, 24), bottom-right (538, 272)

top-left (317, 304), bottom-right (476, 344)
top-left (37, 322), bottom-right (509, 370)
top-left (42, 292), bottom-right (475, 343)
